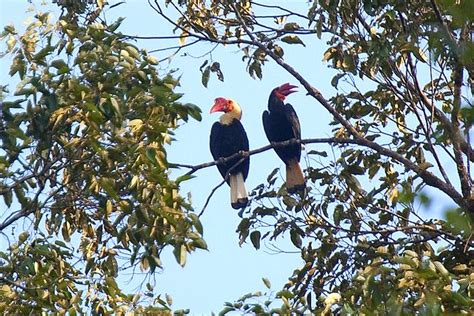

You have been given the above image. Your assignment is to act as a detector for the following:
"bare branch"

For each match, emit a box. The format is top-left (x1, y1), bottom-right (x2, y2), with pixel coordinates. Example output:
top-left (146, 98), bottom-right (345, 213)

top-left (251, 1), bottom-right (311, 21)
top-left (356, 12), bottom-right (474, 163)
top-left (230, 4), bottom-right (466, 209)
top-left (198, 178), bottom-right (226, 217)
top-left (170, 137), bottom-right (358, 175)
top-left (198, 156), bottom-right (249, 217)
top-left (452, 62), bottom-right (472, 201)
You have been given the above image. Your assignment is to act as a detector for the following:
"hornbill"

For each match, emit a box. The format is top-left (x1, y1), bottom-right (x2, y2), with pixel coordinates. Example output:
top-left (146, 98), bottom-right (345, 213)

top-left (262, 83), bottom-right (305, 193)
top-left (209, 97), bottom-right (250, 209)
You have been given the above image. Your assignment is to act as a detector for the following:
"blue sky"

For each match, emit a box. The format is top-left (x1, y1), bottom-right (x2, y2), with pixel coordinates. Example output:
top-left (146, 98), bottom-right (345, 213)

top-left (0, 1), bottom-right (333, 313)
top-left (0, 0), bottom-right (458, 314)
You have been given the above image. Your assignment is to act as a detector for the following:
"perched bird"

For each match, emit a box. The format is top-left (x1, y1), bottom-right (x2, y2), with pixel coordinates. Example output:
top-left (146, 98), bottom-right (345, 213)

top-left (262, 83), bottom-right (305, 193)
top-left (209, 97), bottom-right (250, 209)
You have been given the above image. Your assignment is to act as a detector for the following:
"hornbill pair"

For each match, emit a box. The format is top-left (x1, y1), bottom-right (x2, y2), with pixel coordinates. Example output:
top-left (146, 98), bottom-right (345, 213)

top-left (209, 83), bottom-right (305, 209)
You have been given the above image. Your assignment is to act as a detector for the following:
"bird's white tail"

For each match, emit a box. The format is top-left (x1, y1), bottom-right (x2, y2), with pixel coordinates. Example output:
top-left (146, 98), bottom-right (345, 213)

top-left (229, 172), bottom-right (248, 209)
top-left (286, 160), bottom-right (305, 194)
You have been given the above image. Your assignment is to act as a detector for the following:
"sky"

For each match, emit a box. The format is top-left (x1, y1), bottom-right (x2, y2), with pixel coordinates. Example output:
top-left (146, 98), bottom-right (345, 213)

top-left (0, 0), bottom-right (459, 314)
top-left (0, 1), bottom-right (334, 313)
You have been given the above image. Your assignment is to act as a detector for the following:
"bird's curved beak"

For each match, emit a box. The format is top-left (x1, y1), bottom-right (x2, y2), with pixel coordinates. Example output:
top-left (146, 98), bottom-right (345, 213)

top-left (210, 98), bottom-right (227, 113)
top-left (279, 83), bottom-right (298, 96)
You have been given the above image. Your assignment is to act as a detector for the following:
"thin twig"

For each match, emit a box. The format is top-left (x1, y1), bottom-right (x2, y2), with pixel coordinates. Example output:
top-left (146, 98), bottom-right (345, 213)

top-left (232, 3), bottom-right (465, 209)
top-left (198, 179), bottom-right (226, 217)
top-left (169, 137), bottom-right (355, 175)
top-left (198, 156), bottom-right (248, 217)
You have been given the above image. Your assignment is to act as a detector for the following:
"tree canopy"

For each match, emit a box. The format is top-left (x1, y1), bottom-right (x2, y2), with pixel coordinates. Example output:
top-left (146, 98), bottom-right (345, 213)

top-left (1, 0), bottom-right (473, 314)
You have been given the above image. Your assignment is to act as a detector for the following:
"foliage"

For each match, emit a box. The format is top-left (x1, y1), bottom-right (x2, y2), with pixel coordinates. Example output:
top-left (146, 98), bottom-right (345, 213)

top-left (0, 1), bottom-right (202, 313)
top-left (147, 0), bottom-right (474, 313)
top-left (1, 0), bottom-right (474, 314)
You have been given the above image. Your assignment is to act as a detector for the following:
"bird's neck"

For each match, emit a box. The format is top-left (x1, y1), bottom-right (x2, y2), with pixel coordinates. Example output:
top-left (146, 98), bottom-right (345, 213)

top-left (268, 92), bottom-right (284, 111)
top-left (220, 104), bottom-right (242, 125)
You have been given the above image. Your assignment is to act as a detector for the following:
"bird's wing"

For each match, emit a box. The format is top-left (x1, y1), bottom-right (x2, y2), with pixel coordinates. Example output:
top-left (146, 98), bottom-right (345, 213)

top-left (284, 103), bottom-right (301, 140)
top-left (262, 110), bottom-right (276, 142)
top-left (209, 121), bottom-right (223, 162)
top-left (210, 120), bottom-right (250, 181)
top-left (231, 119), bottom-right (250, 180)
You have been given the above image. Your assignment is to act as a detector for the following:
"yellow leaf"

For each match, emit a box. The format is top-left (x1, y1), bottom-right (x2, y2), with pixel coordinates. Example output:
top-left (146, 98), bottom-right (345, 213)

top-left (129, 175), bottom-right (139, 189)
top-left (396, 116), bottom-right (408, 133)
top-left (388, 187), bottom-right (398, 205)
top-left (125, 45), bottom-right (140, 59)
top-left (146, 55), bottom-right (158, 65)
top-left (119, 49), bottom-right (129, 58)
top-left (110, 97), bottom-right (121, 116)
top-left (96, 0), bottom-right (104, 9)
top-left (106, 200), bottom-right (113, 215)
top-left (7, 35), bottom-right (16, 51)
top-left (281, 35), bottom-right (305, 46)
top-left (434, 261), bottom-right (450, 277)
top-left (414, 294), bottom-right (425, 307)
top-left (274, 16), bottom-right (287, 25)
top-left (179, 31), bottom-right (188, 46)
top-left (453, 264), bottom-right (468, 272)
top-left (323, 293), bottom-right (341, 315)
top-left (405, 250), bottom-right (418, 258)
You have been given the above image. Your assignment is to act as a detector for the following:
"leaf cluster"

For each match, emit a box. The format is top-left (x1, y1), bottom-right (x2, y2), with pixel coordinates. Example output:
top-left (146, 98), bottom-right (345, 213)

top-left (1, 6), bottom-right (203, 313)
top-left (152, 0), bottom-right (474, 313)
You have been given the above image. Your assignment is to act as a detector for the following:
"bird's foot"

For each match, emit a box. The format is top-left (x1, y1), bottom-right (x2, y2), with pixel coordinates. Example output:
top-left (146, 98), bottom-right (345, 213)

top-left (237, 150), bottom-right (248, 157)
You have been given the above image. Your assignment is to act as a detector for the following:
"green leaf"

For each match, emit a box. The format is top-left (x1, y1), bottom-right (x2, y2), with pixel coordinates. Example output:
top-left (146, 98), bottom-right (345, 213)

top-left (202, 66), bottom-right (210, 88)
top-left (184, 103), bottom-right (202, 122)
top-left (331, 73), bottom-right (345, 89)
top-left (173, 243), bottom-right (187, 267)
top-left (276, 289), bottom-right (294, 299)
top-left (51, 59), bottom-right (68, 69)
top-left (262, 277), bottom-right (271, 289)
top-left (283, 22), bottom-right (300, 31)
top-left (281, 35), bottom-right (305, 46)
top-left (267, 167), bottom-right (279, 183)
top-left (290, 228), bottom-right (302, 248)
top-left (99, 177), bottom-right (119, 200)
top-left (189, 213), bottom-right (204, 235)
top-left (108, 17), bottom-right (124, 32)
top-left (3, 189), bottom-right (13, 208)
top-left (192, 238), bottom-right (208, 250)
top-left (445, 209), bottom-right (473, 238)
top-left (250, 231), bottom-right (261, 250)
top-left (333, 204), bottom-right (344, 225)
top-left (248, 61), bottom-right (262, 79)
top-left (110, 97), bottom-right (121, 116)
top-left (210, 62), bottom-right (224, 82)
top-left (175, 174), bottom-right (195, 184)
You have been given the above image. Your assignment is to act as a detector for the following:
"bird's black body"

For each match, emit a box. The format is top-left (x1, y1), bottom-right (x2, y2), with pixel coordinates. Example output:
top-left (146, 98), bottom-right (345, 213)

top-left (210, 119), bottom-right (250, 184)
top-left (262, 91), bottom-right (301, 164)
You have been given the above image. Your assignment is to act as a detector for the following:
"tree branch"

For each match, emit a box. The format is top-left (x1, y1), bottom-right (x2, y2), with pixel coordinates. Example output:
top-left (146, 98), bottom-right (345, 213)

top-left (198, 155), bottom-right (249, 217)
top-left (170, 137), bottom-right (357, 175)
top-left (452, 61), bottom-right (472, 208)
top-left (356, 12), bottom-right (474, 163)
top-left (230, 4), bottom-right (466, 209)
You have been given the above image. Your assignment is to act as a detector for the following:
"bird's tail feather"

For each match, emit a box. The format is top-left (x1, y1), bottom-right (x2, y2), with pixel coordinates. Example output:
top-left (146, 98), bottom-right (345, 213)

top-left (286, 160), bottom-right (305, 194)
top-left (230, 173), bottom-right (248, 209)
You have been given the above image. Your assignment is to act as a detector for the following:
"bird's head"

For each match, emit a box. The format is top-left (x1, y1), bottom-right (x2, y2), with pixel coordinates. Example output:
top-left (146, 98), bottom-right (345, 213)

top-left (210, 97), bottom-right (237, 113)
top-left (273, 83), bottom-right (297, 101)
top-left (210, 97), bottom-right (242, 123)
